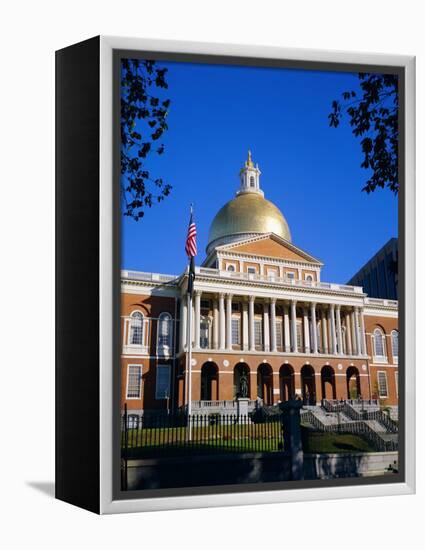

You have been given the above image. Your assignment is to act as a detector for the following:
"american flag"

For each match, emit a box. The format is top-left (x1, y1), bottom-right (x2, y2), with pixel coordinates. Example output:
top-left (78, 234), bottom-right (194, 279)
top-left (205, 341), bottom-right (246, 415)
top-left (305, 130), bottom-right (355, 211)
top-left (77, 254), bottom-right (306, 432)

top-left (185, 209), bottom-right (197, 258)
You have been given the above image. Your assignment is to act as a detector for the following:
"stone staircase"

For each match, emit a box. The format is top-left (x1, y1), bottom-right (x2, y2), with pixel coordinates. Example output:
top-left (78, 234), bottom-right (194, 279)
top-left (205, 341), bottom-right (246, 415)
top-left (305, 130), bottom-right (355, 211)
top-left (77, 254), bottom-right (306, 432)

top-left (300, 401), bottom-right (399, 452)
top-left (365, 419), bottom-right (386, 433)
top-left (304, 406), bottom-right (352, 427)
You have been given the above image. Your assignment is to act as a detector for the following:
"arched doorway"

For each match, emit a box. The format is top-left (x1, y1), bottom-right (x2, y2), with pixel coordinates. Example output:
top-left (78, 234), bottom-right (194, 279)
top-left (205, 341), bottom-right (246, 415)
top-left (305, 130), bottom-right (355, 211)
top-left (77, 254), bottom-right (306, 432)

top-left (321, 366), bottom-right (336, 400)
top-left (233, 363), bottom-right (250, 399)
top-left (279, 365), bottom-right (295, 402)
top-left (257, 364), bottom-right (273, 405)
top-left (200, 362), bottom-right (218, 401)
top-left (301, 365), bottom-right (316, 405)
top-left (346, 366), bottom-right (361, 399)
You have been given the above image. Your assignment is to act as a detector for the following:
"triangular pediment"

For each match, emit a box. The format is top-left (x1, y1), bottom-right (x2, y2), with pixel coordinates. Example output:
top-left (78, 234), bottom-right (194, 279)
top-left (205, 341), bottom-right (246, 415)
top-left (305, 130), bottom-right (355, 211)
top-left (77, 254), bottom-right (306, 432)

top-left (216, 233), bottom-right (322, 264)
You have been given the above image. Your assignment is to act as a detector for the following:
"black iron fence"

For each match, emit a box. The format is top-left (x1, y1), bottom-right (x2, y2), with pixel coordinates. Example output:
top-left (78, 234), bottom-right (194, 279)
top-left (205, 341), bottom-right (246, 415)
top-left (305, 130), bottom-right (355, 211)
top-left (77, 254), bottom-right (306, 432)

top-left (121, 406), bottom-right (284, 458)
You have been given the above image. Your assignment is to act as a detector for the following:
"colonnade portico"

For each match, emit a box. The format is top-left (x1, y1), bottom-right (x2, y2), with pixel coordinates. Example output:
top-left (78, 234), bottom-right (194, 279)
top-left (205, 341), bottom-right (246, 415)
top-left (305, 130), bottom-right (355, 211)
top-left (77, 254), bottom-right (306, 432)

top-left (180, 291), bottom-right (368, 357)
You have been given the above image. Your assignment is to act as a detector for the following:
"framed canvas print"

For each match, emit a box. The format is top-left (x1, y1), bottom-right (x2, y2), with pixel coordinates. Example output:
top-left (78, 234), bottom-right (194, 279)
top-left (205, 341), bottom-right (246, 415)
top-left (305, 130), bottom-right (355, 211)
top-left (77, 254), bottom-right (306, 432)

top-left (55, 36), bottom-right (415, 514)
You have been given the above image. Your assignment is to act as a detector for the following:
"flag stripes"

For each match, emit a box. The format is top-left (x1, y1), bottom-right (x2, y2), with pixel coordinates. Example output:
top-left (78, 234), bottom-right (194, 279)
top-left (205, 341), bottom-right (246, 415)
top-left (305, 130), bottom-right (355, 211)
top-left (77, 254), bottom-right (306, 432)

top-left (185, 211), bottom-right (197, 258)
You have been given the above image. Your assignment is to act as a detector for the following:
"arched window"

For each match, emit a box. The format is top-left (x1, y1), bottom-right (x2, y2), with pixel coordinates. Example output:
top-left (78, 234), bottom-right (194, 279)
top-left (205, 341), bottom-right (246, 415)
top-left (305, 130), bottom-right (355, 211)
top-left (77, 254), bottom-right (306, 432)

top-left (157, 312), bottom-right (172, 353)
top-left (305, 275), bottom-right (313, 283)
top-left (373, 328), bottom-right (386, 360)
top-left (130, 311), bottom-right (143, 345)
top-left (249, 175), bottom-right (255, 187)
top-left (391, 330), bottom-right (399, 361)
top-left (227, 264), bottom-right (235, 272)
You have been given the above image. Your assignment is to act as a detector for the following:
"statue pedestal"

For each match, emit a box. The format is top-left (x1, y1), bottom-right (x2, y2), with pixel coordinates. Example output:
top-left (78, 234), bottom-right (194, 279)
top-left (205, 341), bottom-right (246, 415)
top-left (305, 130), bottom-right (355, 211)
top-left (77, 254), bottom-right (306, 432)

top-left (237, 397), bottom-right (249, 420)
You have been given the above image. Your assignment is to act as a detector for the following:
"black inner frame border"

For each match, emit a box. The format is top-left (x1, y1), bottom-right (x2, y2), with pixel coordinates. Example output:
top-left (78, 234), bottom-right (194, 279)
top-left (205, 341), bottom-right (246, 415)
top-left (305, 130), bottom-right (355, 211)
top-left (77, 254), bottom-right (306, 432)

top-left (112, 48), bottom-right (406, 502)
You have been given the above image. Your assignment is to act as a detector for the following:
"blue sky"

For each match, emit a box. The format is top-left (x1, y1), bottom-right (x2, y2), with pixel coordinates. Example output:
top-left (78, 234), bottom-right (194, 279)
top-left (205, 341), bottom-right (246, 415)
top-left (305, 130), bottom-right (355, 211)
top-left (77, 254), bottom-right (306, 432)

top-left (121, 60), bottom-right (398, 283)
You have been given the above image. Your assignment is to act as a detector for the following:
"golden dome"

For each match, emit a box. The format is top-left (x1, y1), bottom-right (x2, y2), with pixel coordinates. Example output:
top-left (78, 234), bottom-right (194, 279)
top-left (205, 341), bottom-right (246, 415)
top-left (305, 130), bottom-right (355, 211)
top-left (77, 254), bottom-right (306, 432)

top-left (207, 191), bottom-right (291, 252)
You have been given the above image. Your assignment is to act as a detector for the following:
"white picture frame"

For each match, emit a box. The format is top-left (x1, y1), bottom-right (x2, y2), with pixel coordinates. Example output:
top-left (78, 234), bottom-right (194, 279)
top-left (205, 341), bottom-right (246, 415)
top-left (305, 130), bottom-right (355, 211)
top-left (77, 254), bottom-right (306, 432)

top-left (95, 36), bottom-right (415, 514)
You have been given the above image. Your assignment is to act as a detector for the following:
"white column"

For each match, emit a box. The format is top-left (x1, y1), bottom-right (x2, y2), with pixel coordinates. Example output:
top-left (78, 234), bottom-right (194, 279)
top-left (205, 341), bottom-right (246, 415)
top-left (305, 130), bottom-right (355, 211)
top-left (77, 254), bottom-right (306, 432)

top-left (212, 298), bottom-right (219, 350)
top-left (263, 301), bottom-right (270, 352)
top-left (180, 295), bottom-right (188, 352)
top-left (321, 308), bottom-right (328, 354)
top-left (194, 290), bottom-right (201, 349)
top-left (330, 304), bottom-right (337, 354)
top-left (345, 311), bottom-right (352, 355)
top-left (359, 308), bottom-right (367, 355)
top-left (303, 307), bottom-right (310, 353)
top-left (311, 302), bottom-right (318, 354)
top-left (270, 298), bottom-right (277, 352)
top-left (291, 300), bottom-right (298, 353)
top-left (336, 305), bottom-right (343, 355)
top-left (226, 293), bottom-right (233, 350)
top-left (249, 295), bottom-right (255, 351)
top-left (219, 293), bottom-right (225, 350)
top-left (351, 309), bottom-right (358, 355)
top-left (283, 305), bottom-right (290, 352)
top-left (242, 299), bottom-right (249, 351)
top-left (354, 307), bottom-right (361, 356)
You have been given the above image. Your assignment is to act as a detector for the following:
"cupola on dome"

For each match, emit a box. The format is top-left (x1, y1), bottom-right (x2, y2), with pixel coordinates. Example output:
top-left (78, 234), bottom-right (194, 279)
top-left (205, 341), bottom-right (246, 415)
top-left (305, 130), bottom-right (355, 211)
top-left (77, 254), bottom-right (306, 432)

top-left (206, 152), bottom-right (291, 254)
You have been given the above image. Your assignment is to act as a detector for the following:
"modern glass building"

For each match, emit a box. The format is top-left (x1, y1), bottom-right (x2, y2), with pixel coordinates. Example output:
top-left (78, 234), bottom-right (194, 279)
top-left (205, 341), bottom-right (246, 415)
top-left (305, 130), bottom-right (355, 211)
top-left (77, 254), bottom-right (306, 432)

top-left (347, 238), bottom-right (398, 300)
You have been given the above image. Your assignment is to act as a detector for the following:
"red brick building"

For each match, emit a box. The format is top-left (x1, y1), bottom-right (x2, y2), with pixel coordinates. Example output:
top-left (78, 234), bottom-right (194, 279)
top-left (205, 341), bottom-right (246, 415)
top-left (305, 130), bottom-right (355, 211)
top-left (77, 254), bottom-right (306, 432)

top-left (121, 153), bottom-right (398, 415)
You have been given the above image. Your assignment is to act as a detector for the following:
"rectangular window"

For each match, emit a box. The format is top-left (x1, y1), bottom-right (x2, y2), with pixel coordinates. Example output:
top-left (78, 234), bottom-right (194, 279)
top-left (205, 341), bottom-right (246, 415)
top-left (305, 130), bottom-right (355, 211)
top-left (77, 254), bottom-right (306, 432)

top-left (126, 365), bottom-right (142, 399)
top-left (247, 266), bottom-right (257, 280)
top-left (296, 321), bottom-right (303, 350)
top-left (200, 299), bottom-right (211, 314)
top-left (155, 364), bottom-right (171, 399)
top-left (231, 317), bottom-right (240, 345)
top-left (200, 319), bottom-right (210, 349)
top-left (377, 371), bottom-right (388, 398)
top-left (130, 321), bottom-right (143, 345)
top-left (158, 316), bottom-right (171, 348)
top-left (254, 319), bottom-right (263, 348)
top-left (275, 320), bottom-right (283, 348)
top-left (286, 272), bottom-right (295, 280)
top-left (374, 334), bottom-right (385, 357)
top-left (392, 332), bottom-right (399, 362)
top-left (317, 324), bottom-right (322, 352)
top-left (267, 268), bottom-right (278, 280)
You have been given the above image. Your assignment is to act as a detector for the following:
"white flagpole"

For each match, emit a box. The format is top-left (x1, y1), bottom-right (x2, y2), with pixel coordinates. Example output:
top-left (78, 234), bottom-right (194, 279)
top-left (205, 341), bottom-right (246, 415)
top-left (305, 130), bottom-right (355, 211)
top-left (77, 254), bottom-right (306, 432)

top-left (186, 290), bottom-right (193, 440)
top-left (185, 204), bottom-right (195, 440)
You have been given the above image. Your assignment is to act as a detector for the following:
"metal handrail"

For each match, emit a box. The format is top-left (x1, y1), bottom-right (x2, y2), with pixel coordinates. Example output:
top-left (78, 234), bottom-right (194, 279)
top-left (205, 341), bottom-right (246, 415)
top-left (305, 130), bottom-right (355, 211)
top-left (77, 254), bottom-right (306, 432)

top-left (301, 409), bottom-right (397, 452)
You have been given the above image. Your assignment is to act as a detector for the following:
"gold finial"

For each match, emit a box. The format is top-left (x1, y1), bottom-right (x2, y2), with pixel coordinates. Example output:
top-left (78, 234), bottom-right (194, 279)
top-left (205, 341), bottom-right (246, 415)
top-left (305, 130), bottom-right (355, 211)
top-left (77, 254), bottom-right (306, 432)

top-left (246, 149), bottom-right (253, 167)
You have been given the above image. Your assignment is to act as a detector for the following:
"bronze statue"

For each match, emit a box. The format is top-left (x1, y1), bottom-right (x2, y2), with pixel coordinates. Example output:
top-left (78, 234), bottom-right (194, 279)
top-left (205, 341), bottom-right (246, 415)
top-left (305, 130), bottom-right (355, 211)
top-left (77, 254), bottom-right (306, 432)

top-left (239, 372), bottom-right (248, 398)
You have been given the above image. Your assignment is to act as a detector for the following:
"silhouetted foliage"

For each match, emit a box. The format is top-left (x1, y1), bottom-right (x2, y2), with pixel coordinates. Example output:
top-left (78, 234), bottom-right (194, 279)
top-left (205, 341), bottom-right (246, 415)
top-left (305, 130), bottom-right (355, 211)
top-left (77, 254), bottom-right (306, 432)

top-left (121, 59), bottom-right (172, 220)
top-left (329, 73), bottom-right (398, 195)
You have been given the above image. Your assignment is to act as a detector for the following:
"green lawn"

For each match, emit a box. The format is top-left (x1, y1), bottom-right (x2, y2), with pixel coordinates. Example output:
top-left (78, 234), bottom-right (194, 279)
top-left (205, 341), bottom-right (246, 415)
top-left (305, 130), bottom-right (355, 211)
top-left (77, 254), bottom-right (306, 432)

top-left (122, 422), bottom-right (284, 458)
top-left (303, 432), bottom-right (375, 453)
top-left (122, 424), bottom-right (376, 459)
